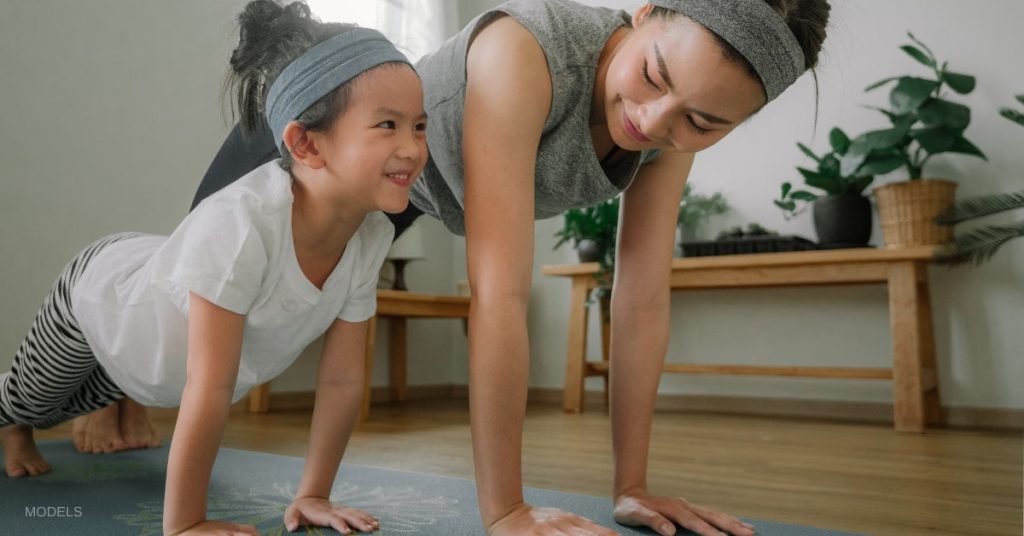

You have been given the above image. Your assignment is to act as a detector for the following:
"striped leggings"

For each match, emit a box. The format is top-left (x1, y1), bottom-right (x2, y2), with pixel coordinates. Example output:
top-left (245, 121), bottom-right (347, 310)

top-left (0, 234), bottom-right (136, 429)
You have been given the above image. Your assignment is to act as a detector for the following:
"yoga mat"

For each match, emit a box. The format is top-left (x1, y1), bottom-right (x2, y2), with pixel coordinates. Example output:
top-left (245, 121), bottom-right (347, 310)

top-left (1, 441), bottom-right (863, 535)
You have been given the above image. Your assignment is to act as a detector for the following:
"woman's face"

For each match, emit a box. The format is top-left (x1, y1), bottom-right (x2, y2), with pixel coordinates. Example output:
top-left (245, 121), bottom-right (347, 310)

top-left (602, 6), bottom-right (767, 154)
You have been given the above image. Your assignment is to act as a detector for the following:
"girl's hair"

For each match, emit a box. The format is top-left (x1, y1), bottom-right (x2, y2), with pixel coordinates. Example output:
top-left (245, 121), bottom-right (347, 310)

top-left (225, 0), bottom-right (392, 170)
top-left (650, 0), bottom-right (830, 105)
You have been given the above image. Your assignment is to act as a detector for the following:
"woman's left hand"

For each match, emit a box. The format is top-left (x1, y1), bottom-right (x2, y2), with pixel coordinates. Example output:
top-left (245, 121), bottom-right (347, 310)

top-left (613, 490), bottom-right (755, 536)
top-left (283, 496), bottom-right (379, 534)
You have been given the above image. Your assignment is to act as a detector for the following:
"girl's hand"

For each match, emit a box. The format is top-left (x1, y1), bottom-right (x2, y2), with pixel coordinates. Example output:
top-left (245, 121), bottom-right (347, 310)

top-left (283, 496), bottom-right (379, 534)
top-left (172, 520), bottom-right (259, 535)
top-left (613, 490), bottom-right (755, 536)
top-left (487, 503), bottom-right (618, 536)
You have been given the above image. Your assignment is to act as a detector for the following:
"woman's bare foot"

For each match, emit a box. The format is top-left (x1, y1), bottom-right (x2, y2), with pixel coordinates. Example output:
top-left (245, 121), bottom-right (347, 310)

top-left (71, 403), bottom-right (126, 453)
top-left (1, 425), bottom-right (51, 477)
top-left (118, 398), bottom-right (160, 449)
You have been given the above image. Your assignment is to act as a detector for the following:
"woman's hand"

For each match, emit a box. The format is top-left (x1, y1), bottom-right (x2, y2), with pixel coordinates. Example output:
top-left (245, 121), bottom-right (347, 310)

top-left (487, 503), bottom-right (619, 536)
top-left (614, 490), bottom-right (755, 536)
top-left (171, 519), bottom-right (259, 535)
top-left (283, 496), bottom-right (379, 534)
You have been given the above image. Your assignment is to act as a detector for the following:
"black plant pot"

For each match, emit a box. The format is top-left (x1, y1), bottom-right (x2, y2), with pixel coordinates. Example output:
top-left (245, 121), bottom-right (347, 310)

top-left (813, 194), bottom-right (872, 247)
top-left (576, 239), bottom-right (602, 263)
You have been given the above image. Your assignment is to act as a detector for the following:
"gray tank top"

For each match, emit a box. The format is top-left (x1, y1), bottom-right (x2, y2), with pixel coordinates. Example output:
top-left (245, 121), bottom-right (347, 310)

top-left (409, 0), bottom-right (661, 236)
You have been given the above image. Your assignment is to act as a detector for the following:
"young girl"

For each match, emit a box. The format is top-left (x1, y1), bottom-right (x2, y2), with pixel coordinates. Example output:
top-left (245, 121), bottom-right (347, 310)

top-left (0, 1), bottom-right (426, 534)
top-left (114, 1), bottom-right (833, 535)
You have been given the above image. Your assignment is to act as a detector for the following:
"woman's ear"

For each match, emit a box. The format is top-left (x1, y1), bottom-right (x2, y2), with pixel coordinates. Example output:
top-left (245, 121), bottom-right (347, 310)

top-left (282, 121), bottom-right (325, 169)
top-left (631, 3), bottom-right (656, 27)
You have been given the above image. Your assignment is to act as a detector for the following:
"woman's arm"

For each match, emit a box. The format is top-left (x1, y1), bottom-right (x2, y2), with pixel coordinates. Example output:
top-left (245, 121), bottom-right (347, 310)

top-left (283, 318), bottom-right (379, 534)
top-left (163, 292), bottom-right (254, 535)
top-left (462, 16), bottom-right (614, 536)
top-left (610, 152), bottom-right (754, 536)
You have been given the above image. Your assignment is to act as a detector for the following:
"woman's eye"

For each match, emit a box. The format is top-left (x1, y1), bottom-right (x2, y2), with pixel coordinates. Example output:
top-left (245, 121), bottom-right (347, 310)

top-left (641, 62), bottom-right (657, 88)
top-left (377, 120), bottom-right (396, 129)
top-left (687, 116), bottom-right (709, 136)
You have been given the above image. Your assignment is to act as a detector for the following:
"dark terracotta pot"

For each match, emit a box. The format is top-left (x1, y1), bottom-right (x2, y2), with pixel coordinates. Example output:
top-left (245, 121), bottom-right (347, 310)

top-left (812, 194), bottom-right (872, 247)
top-left (576, 239), bottom-right (602, 263)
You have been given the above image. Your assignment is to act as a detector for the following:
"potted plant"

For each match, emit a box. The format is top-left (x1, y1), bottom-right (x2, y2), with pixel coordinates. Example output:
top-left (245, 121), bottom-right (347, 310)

top-left (840, 33), bottom-right (986, 247)
top-left (553, 197), bottom-right (619, 268)
top-left (677, 183), bottom-right (729, 242)
top-left (935, 95), bottom-right (1024, 264)
top-left (774, 127), bottom-right (892, 247)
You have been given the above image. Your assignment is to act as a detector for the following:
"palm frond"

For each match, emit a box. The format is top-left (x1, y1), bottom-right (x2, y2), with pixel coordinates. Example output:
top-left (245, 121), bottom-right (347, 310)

top-left (936, 190), bottom-right (1024, 225)
top-left (1001, 107), bottom-right (1024, 127)
top-left (935, 221), bottom-right (1024, 265)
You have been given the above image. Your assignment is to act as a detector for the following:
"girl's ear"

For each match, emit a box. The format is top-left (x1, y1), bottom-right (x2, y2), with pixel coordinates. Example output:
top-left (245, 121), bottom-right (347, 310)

top-left (631, 3), bottom-right (655, 27)
top-left (282, 121), bottom-right (325, 169)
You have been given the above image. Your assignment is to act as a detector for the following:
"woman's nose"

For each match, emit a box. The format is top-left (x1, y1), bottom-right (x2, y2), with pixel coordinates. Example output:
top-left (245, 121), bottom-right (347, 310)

top-left (637, 102), bottom-right (670, 140)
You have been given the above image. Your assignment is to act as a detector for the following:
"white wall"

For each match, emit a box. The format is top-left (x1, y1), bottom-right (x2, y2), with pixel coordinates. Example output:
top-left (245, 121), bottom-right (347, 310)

top-left (0, 1), bottom-right (458, 393)
top-left (3, 1), bottom-right (1021, 412)
top-left (452, 0), bottom-right (1024, 410)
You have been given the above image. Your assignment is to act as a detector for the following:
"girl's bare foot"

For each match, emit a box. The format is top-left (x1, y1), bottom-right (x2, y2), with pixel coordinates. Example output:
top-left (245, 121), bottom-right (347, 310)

top-left (1, 425), bottom-right (51, 477)
top-left (71, 403), bottom-right (126, 453)
top-left (118, 398), bottom-right (160, 449)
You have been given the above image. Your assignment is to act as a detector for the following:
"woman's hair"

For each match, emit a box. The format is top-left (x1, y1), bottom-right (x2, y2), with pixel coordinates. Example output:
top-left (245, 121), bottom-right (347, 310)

top-left (650, 0), bottom-right (830, 103)
top-left (225, 0), bottom-right (389, 169)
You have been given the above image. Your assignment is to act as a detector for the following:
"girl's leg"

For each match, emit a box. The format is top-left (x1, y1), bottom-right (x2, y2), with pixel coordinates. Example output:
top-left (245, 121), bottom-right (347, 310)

top-left (0, 235), bottom-right (131, 476)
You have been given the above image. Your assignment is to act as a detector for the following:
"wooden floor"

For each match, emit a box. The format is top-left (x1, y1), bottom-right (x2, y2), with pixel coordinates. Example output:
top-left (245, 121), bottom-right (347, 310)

top-left (37, 398), bottom-right (1022, 535)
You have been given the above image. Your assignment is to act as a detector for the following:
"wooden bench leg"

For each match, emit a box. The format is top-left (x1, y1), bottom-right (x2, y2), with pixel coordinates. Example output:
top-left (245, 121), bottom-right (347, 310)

top-left (389, 317), bottom-right (408, 402)
top-left (563, 277), bottom-right (590, 413)
top-left (915, 265), bottom-right (942, 425)
top-left (888, 262), bottom-right (929, 433)
top-left (360, 315), bottom-right (378, 421)
top-left (248, 382), bottom-right (270, 413)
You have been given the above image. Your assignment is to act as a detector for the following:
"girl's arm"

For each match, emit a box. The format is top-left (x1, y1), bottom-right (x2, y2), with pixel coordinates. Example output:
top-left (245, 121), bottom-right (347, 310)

top-left (282, 318), bottom-right (379, 534)
top-left (163, 292), bottom-right (255, 536)
top-left (610, 152), bottom-right (754, 536)
top-left (462, 16), bottom-right (614, 536)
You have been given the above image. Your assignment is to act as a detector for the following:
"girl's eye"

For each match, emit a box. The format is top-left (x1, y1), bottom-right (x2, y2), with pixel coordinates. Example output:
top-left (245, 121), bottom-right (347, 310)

top-left (687, 116), bottom-right (709, 136)
top-left (377, 120), bottom-right (396, 129)
top-left (641, 62), bottom-right (657, 89)
top-left (415, 122), bottom-right (427, 132)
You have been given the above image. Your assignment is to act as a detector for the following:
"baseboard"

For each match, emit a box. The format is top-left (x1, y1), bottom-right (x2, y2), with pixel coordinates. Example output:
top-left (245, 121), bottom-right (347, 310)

top-left (262, 385), bottom-right (1024, 431)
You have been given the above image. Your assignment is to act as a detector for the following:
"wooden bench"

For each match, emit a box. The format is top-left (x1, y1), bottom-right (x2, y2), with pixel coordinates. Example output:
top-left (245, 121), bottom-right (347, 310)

top-left (247, 289), bottom-right (470, 420)
top-left (542, 246), bottom-right (941, 433)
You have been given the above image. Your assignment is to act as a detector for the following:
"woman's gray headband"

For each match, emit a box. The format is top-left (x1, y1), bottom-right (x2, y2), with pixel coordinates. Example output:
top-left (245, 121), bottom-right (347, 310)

top-left (649, 0), bottom-right (805, 101)
top-left (265, 27), bottom-right (412, 154)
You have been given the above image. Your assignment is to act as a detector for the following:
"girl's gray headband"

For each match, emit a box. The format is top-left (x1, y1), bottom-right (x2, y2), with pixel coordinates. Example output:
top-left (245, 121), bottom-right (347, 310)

top-left (265, 27), bottom-right (412, 154)
top-left (649, 0), bottom-right (805, 101)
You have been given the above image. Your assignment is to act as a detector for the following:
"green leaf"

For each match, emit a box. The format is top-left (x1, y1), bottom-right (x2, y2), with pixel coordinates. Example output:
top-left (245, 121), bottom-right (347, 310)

top-left (781, 182), bottom-right (792, 198)
top-left (857, 155), bottom-right (906, 176)
top-left (829, 128), bottom-right (851, 155)
top-left (890, 77), bottom-right (940, 114)
top-left (918, 98), bottom-right (971, 130)
top-left (797, 142), bottom-right (820, 163)
top-left (774, 199), bottom-right (796, 212)
top-left (907, 32), bottom-right (936, 60)
top-left (911, 127), bottom-right (956, 153)
top-left (1016, 94), bottom-right (1024, 106)
top-left (946, 135), bottom-right (987, 160)
top-left (801, 170), bottom-right (841, 194)
top-left (840, 138), bottom-right (872, 177)
top-left (901, 45), bottom-right (935, 68)
top-left (865, 76), bottom-right (900, 92)
top-left (791, 190), bottom-right (819, 201)
top-left (848, 175), bottom-right (875, 195)
top-left (942, 71), bottom-right (976, 94)
top-left (1000, 107), bottom-right (1024, 127)
top-left (937, 190), bottom-right (1024, 224)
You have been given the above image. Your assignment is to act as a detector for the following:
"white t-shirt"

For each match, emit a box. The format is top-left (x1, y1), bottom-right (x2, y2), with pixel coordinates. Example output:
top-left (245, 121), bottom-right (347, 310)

top-left (71, 161), bottom-right (394, 407)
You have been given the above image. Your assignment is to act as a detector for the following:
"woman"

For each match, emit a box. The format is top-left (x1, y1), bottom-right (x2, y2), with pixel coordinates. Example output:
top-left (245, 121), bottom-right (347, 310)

top-left (103, 1), bottom-right (830, 534)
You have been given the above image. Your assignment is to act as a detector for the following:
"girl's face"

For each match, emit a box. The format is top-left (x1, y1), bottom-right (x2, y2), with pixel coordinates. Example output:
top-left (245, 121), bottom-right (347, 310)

top-left (314, 65), bottom-right (428, 214)
top-left (601, 6), bottom-right (767, 153)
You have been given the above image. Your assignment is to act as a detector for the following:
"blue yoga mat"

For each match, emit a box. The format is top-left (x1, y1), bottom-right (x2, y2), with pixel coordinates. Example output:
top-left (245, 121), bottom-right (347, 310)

top-left (1, 441), bottom-right (863, 535)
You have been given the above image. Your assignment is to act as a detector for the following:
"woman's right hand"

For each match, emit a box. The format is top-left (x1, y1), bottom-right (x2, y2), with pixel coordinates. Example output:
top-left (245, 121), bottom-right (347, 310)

top-left (487, 503), bottom-right (619, 536)
top-left (170, 519), bottom-right (259, 536)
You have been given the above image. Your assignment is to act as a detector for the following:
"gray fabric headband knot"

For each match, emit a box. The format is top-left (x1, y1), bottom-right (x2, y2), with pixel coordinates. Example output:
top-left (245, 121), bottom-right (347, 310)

top-left (649, 0), bottom-right (805, 101)
top-left (265, 27), bottom-right (412, 154)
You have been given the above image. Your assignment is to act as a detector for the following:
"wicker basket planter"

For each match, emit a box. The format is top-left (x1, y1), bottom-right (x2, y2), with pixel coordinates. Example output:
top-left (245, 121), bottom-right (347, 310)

top-left (874, 179), bottom-right (957, 247)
